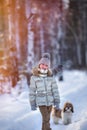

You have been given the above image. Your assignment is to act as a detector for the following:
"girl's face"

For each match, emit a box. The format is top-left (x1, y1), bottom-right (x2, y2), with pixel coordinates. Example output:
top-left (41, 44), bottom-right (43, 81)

top-left (39, 64), bottom-right (48, 74)
top-left (39, 64), bottom-right (48, 70)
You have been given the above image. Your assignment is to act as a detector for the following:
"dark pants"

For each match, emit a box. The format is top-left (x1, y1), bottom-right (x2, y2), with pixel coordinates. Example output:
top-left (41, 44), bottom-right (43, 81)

top-left (39, 106), bottom-right (52, 130)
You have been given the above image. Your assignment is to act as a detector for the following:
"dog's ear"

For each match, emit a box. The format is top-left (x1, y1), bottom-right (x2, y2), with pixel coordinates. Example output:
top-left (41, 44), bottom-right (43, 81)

top-left (70, 104), bottom-right (74, 113)
top-left (71, 106), bottom-right (74, 113)
top-left (62, 107), bottom-right (66, 112)
top-left (63, 103), bottom-right (67, 112)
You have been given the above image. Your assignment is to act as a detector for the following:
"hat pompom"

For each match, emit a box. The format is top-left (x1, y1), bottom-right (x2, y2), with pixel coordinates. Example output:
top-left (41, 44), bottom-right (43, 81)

top-left (42, 53), bottom-right (50, 59)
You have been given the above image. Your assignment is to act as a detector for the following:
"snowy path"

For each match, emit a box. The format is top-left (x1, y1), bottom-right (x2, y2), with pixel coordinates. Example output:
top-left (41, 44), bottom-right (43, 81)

top-left (0, 70), bottom-right (87, 130)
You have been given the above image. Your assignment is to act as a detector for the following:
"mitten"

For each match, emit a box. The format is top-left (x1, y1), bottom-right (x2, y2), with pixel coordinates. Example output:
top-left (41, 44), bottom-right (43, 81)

top-left (31, 104), bottom-right (37, 111)
top-left (54, 102), bottom-right (59, 110)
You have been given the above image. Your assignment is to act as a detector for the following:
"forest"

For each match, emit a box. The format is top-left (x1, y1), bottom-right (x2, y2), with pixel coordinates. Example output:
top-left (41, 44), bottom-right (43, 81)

top-left (0, 0), bottom-right (87, 90)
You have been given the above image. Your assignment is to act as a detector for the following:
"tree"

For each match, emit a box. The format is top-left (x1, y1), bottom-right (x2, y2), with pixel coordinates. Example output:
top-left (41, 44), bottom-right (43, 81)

top-left (67, 0), bottom-right (87, 68)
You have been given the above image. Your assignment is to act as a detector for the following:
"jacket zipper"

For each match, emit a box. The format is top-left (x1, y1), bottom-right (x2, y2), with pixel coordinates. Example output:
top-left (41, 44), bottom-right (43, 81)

top-left (43, 77), bottom-right (48, 106)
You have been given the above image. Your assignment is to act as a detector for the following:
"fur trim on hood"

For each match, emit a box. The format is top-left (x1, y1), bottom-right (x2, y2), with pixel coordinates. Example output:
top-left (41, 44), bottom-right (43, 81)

top-left (31, 66), bottom-right (53, 77)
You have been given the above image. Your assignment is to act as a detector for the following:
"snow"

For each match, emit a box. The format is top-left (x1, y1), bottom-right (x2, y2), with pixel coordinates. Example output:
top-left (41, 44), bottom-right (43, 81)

top-left (0, 70), bottom-right (87, 130)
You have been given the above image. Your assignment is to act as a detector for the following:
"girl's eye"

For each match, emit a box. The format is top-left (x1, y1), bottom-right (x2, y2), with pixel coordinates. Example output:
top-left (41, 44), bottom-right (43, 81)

top-left (45, 65), bottom-right (48, 67)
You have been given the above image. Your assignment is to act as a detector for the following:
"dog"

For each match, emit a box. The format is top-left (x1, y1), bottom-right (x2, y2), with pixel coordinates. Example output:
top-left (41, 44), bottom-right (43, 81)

top-left (52, 102), bottom-right (74, 125)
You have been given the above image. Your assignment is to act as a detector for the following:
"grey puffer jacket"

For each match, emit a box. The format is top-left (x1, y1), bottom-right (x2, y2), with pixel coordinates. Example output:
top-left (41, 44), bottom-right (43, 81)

top-left (29, 67), bottom-right (60, 108)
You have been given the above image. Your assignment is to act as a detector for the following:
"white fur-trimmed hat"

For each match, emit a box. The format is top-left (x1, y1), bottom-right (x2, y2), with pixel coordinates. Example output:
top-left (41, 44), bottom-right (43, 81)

top-left (38, 53), bottom-right (50, 67)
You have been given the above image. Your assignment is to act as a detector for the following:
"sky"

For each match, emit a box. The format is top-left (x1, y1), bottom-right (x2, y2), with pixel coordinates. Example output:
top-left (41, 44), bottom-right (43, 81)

top-left (0, 70), bottom-right (87, 130)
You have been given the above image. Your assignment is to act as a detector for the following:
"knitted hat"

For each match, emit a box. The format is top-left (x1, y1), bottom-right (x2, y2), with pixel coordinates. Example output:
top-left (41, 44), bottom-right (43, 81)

top-left (38, 53), bottom-right (50, 67)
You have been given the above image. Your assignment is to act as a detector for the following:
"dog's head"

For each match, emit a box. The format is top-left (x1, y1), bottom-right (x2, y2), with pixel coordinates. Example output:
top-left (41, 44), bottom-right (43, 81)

top-left (63, 102), bottom-right (74, 113)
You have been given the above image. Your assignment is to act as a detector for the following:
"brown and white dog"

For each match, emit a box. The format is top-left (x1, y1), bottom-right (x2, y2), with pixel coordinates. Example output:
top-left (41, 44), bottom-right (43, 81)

top-left (52, 102), bottom-right (74, 125)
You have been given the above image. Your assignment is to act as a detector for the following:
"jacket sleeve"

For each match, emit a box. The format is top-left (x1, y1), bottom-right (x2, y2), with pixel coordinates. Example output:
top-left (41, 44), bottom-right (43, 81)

top-left (29, 76), bottom-right (37, 107)
top-left (51, 77), bottom-right (60, 107)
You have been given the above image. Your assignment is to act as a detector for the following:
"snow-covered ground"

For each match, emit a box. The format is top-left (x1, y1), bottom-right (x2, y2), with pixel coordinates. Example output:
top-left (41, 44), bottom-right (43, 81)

top-left (0, 70), bottom-right (87, 130)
